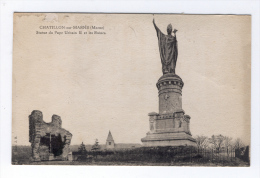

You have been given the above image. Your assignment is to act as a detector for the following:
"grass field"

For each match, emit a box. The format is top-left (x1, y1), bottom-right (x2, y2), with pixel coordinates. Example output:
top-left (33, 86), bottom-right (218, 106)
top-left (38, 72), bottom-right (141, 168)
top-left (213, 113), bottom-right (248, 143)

top-left (15, 159), bottom-right (249, 167)
top-left (12, 146), bottom-right (249, 167)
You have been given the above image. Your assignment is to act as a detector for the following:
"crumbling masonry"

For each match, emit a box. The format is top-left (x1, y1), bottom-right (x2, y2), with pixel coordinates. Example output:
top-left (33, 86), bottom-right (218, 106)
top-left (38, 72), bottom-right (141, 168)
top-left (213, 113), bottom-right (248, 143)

top-left (29, 110), bottom-right (72, 161)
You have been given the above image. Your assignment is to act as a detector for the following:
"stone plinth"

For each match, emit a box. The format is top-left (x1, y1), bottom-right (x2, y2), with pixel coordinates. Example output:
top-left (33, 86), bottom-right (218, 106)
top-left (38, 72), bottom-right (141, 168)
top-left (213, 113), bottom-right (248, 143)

top-left (141, 74), bottom-right (196, 147)
top-left (157, 73), bottom-right (183, 114)
top-left (141, 111), bottom-right (196, 147)
top-left (29, 110), bottom-right (73, 161)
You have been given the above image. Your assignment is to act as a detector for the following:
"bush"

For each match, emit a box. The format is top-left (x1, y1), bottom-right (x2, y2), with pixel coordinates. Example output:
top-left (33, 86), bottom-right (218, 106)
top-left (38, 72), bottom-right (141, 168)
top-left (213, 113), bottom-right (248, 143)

top-left (90, 146), bottom-right (198, 163)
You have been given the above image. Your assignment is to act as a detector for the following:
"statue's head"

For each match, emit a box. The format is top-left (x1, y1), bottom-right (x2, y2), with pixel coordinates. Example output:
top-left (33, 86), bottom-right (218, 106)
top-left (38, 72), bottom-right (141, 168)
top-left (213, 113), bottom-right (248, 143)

top-left (52, 115), bottom-right (62, 127)
top-left (167, 24), bottom-right (172, 35)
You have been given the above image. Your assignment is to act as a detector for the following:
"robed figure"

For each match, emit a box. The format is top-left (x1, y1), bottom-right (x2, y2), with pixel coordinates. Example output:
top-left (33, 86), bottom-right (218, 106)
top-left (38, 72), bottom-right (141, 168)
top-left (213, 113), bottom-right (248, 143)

top-left (153, 19), bottom-right (178, 74)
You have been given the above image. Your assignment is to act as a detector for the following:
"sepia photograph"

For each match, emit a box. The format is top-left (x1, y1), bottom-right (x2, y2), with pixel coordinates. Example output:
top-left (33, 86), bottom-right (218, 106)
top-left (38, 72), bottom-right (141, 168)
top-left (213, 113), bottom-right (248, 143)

top-left (11, 13), bottom-right (251, 167)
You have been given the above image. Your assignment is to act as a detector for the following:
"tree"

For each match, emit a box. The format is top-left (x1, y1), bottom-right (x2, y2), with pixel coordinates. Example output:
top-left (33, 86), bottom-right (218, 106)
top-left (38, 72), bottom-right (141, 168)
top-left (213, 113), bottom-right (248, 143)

top-left (91, 139), bottom-right (101, 151)
top-left (91, 139), bottom-right (101, 159)
top-left (195, 135), bottom-right (208, 150)
top-left (223, 136), bottom-right (233, 155)
top-left (78, 142), bottom-right (87, 153)
top-left (233, 138), bottom-right (244, 149)
top-left (209, 134), bottom-right (225, 152)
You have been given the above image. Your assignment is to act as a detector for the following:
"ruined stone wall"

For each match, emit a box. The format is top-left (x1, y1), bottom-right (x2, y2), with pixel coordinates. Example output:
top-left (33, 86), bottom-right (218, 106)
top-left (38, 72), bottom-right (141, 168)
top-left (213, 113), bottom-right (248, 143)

top-left (29, 110), bottom-right (72, 161)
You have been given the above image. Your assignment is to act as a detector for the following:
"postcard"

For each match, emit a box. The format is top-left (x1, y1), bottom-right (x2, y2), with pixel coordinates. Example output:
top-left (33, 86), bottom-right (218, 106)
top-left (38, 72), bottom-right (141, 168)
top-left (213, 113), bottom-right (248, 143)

top-left (12, 13), bottom-right (251, 166)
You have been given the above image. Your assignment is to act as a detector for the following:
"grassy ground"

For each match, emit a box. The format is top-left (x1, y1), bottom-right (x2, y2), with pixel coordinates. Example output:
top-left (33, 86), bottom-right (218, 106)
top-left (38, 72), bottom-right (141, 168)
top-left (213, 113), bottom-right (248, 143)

top-left (12, 146), bottom-right (249, 167)
top-left (15, 158), bottom-right (249, 167)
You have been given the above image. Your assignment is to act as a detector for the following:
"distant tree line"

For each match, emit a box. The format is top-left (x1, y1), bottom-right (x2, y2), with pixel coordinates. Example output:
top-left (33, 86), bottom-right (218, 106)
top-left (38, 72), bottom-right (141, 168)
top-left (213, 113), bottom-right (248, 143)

top-left (195, 134), bottom-right (246, 152)
top-left (78, 139), bottom-right (101, 153)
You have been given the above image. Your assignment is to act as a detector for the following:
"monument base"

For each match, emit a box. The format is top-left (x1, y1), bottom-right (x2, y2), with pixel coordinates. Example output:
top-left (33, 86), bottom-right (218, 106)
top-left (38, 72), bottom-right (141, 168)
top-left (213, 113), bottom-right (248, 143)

top-left (141, 132), bottom-right (197, 147)
top-left (141, 73), bottom-right (197, 147)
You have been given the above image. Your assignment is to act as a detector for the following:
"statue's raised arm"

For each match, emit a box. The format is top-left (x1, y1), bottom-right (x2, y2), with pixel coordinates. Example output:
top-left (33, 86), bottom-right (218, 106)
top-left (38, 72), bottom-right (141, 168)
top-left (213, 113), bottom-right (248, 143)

top-left (153, 18), bottom-right (164, 36)
top-left (153, 19), bottom-right (178, 75)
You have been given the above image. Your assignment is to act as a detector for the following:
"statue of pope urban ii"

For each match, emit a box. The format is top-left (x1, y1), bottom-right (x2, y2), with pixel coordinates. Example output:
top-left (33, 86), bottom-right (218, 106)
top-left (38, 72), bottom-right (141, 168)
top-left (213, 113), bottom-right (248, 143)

top-left (153, 19), bottom-right (178, 75)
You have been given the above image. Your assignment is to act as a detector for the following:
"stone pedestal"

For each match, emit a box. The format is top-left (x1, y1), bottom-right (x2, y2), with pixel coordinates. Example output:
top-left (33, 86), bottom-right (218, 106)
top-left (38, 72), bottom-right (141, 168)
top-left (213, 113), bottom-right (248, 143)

top-left (141, 73), bottom-right (196, 147)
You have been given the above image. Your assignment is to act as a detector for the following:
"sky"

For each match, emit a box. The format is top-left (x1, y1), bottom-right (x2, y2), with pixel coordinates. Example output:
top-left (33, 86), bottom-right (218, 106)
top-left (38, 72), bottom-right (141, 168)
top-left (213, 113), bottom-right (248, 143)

top-left (12, 13), bottom-right (251, 146)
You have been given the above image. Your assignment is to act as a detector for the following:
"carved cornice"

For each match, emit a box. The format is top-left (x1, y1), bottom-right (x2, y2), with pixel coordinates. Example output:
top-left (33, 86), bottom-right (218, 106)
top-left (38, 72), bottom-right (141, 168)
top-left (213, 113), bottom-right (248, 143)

top-left (184, 115), bottom-right (191, 122)
top-left (156, 80), bottom-right (184, 90)
top-left (148, 112), bottom-right (159, 116)
top-left (156, 73), bottom-right (184, 90)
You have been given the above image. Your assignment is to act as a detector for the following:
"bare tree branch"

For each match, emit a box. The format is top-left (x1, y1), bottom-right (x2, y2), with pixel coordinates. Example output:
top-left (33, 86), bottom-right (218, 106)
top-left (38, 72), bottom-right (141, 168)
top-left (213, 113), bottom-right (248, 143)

top-left (209, 134), bottom-right (225, 152)
top-left (233, 138), bottom-right (245, 149)
top-left (195, 135), bottom-right (208, 149)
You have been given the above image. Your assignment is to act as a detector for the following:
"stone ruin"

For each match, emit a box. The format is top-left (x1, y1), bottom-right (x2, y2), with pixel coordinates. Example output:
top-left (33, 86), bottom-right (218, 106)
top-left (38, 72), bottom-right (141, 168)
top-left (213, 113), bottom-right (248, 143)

top-left (29, 110), bottom-right (72, 161)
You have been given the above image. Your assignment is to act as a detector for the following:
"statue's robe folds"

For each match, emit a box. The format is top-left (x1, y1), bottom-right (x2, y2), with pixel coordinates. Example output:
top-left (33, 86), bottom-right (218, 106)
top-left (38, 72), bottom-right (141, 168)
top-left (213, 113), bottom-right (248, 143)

top-left (154, 23), bottom-right (178, 74)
